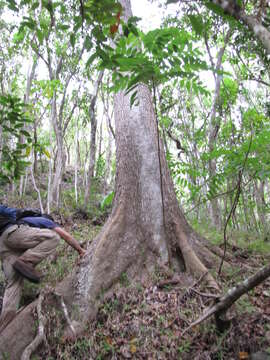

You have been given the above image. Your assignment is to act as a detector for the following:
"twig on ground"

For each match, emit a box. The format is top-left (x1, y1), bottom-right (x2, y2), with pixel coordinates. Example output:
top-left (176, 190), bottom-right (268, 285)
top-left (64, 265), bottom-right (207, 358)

top-left (182, 263), bottom-right (270, 336)
top-left (157, 276), bottom-right (182, 288)
top-left (192, 271), bottom-right (210, 288)
top-left (191, 288), bottom-right (220, 299)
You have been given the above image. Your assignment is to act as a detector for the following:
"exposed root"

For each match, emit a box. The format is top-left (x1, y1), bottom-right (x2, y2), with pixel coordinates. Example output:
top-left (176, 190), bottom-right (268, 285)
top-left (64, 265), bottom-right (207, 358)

top-left (20, 287), bottom-right (82, 359)
top-left (176, 224), bottom-right (220, 291)
top-left (57, 295), bottom-right (76, 336)
top-left (21, 292), bottom-right (46, 360)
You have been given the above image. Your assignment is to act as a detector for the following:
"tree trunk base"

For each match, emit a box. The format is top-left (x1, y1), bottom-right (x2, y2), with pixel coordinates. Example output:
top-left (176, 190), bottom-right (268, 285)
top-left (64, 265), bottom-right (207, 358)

top-left (0, 221), bottom-right (224, 360)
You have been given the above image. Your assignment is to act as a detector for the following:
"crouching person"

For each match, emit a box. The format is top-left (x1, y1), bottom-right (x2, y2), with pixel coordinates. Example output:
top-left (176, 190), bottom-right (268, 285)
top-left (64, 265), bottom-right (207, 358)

top-left (0, 205), bottom-right (86, 332)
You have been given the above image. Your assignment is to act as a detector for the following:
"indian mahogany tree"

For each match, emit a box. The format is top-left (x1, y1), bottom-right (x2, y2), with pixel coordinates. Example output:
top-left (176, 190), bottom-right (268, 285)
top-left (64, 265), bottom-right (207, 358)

top-left (3, 0), bottom-right (270, 357)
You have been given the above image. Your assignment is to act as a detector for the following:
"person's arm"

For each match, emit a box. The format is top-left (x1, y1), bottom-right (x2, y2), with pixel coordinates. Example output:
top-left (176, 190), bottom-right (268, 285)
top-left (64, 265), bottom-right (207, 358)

top-left (53, 226), bottom-right (86, 258)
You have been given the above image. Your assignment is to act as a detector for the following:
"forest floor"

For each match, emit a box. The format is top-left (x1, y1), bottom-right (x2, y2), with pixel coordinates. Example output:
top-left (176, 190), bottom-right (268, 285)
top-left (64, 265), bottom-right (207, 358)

top-left (0, 206), bottom-right (270, 359)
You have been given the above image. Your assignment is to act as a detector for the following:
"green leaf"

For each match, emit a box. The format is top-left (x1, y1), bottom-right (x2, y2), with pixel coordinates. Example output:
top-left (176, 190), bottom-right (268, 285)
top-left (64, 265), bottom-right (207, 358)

top-left (130, 90), bottom-right (138, 108)
top-left (42, 147), bottom-right (51, 159)
top-left (20, 129), bottom-right (31, 137)
top-left (14, 123), bottom-right (24, 129)
top-left (188, 15), bottom-right (204, 35)
top-left (100, 191), bottom-right (115, 210)
top-left (70, 33), bottom-right (75, 47)
top-left (74, 16), bottom-right (82, 32)
top-left (21, 17), bottom-right (37, 30)
top-left (128, 24), bottom-right (139, 37)
top-left (6, 0), bottom-right (19, 11)
top-left (25, 146), bottom-right (32, 157)
top-left (31, 1), bottom-right (39, 10)
top-left (84, 35), bottom-right (93, 50)
top-left (36, 29), bottom-right (44, 44)
top-left (86, 52), bottom-right (98, 68)
top-left (127, 16), bottom-right (141, 25)
top-left (92, 26), bottom-right (106, 42)
top-left (58, 24), bottom-right (70, 31)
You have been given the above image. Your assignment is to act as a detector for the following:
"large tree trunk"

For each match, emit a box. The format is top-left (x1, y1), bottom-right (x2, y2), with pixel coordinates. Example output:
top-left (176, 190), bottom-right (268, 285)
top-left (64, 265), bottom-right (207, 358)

top-left (0, 1), bottom-right (219, 356)
top-left (68, 81), bottom-right (219, 328)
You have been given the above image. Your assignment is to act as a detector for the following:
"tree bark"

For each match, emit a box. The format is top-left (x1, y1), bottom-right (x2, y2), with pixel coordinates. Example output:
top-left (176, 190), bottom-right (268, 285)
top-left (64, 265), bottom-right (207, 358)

top-left (104, 115), bottom-right (114, 192)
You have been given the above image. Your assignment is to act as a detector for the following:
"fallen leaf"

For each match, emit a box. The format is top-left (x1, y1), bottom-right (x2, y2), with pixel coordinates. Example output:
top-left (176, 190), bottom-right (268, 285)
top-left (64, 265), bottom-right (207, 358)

top-left (239, 351), bottom-right (248, 360)
top-left (130, 343), bottom-right (137, 353)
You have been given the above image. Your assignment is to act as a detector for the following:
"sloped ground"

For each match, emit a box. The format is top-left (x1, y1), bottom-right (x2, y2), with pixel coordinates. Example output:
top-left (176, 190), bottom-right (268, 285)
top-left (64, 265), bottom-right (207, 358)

top-left (0, 194), bottom-right (269, 359)
top-left (34, 237), bottom-right (270, 360)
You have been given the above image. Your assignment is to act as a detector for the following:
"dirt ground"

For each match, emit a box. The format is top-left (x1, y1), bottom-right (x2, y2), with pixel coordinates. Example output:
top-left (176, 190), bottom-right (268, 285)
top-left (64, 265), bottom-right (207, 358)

top-left (37, 244), bottom-right (270, 359)
top-left (1, 220), bottom-right (270, 359)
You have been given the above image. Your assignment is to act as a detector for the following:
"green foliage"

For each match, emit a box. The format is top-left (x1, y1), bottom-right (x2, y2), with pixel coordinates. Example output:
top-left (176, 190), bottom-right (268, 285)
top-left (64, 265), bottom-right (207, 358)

top-left (219, 77), bottom-right (239, 108)
top-left (95, 154), bottom-right (106, 179)
top-left (100, 191), bottom-right (114, 211)
top-left (188, 14), bottom-right (204, 35)
top-left (0, 94), bottom-right (33, 183)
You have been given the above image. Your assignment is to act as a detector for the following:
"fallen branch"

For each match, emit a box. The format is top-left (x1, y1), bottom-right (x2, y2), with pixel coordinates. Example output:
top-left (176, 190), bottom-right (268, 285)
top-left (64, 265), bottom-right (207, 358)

top-left (182, 263), bottom-right (270, 336)
top-left (21, 293), bottom-right (46, 360)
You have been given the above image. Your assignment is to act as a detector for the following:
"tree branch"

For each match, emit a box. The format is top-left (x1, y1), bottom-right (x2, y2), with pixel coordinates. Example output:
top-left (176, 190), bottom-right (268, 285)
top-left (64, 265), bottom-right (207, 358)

top-left (182, 263), bottom-right (270, 336)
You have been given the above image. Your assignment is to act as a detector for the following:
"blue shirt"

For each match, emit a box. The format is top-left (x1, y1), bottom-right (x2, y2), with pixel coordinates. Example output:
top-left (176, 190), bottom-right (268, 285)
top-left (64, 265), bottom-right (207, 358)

top-left (0, 205), bottom-right (17, 221)
top-left (0, 205), bottom-right (59, 230)
top-left (20, 217), bottom-right (59, 229)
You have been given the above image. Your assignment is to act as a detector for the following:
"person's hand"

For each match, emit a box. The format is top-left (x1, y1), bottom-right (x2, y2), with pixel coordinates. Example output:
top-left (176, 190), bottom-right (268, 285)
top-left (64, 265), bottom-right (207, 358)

top-left (78, 248), bottom-right (87, 258)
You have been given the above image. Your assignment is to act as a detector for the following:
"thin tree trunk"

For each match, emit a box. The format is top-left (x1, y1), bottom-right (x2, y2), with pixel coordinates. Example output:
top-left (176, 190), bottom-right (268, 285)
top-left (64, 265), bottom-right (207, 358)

top-left (206, 30), bottom-right (231, 229)
top-left (51, 92), bottom-right (63, 208)
top-left (74, 119), bottom-right (79, 204)
top-left (254, 180), bottom-right (268, 236)
top-left (84, 71), bottom-right (104, 208)
top-left (23, 169), bottom-right (28, 196)
top-left (47, 158), bottom-right (52, 214)
top-left (98, 116), bottom-right (103, 161)
top-left (33, 121), bottom-right (38, 174)
top-left (241, 192), bottom-right (251, 232)
top-left (20, 58), bottom-right (38, 198)
top-left (30, 154), bottom-right (44, 213)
